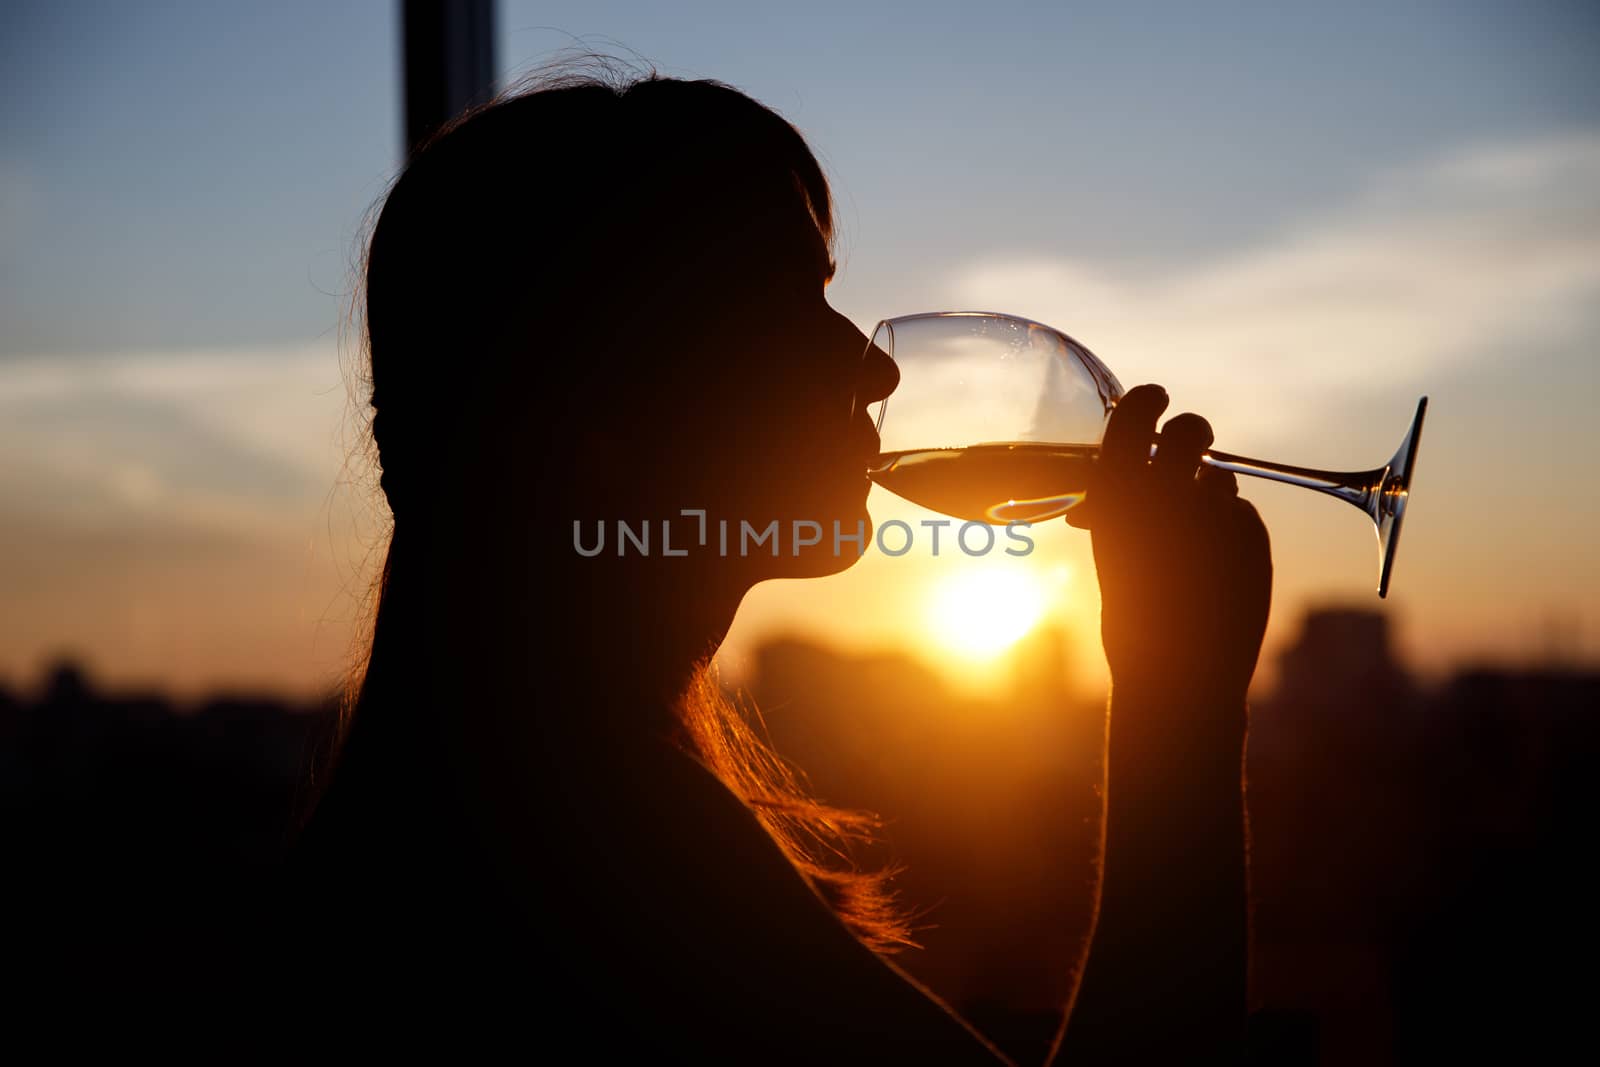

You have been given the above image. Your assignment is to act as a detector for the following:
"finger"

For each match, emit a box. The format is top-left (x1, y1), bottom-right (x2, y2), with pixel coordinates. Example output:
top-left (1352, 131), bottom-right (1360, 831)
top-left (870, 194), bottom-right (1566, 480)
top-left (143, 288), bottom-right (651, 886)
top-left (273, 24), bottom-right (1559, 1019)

top-left (1195, 463), bottom-right (1239, 501)
top-left (1151, 412), bottom-right (1214, 491)
top-left (1230, 498), bottom-right (1274, 620)
top-left (1211, 495), bottom-right (1273, 592)
top-left (1228, 496), bottom-right (1272, 566)
top-left (1099, 384), bottom-right (1168, 482)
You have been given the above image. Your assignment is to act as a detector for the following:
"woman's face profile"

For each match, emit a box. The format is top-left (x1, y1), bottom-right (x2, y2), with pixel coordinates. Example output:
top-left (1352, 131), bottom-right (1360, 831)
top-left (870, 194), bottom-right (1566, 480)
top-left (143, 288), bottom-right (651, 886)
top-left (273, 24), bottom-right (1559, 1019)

top-left (587, 199), bottom-right (895, 584)
top-left (671, 197), bottom-right (896, 584)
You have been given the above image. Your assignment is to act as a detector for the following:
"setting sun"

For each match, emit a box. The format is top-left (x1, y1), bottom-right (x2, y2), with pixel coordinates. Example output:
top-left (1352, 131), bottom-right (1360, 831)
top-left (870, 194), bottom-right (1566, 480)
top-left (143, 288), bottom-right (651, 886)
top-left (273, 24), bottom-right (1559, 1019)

top-left (926, 566), bottom-right (1051, 659)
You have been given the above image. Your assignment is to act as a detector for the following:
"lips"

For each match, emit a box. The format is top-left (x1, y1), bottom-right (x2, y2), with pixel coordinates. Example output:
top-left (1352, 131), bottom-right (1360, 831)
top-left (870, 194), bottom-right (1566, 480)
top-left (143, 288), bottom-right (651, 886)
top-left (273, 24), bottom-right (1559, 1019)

top-left (851, 413), bottom-right (881, 464)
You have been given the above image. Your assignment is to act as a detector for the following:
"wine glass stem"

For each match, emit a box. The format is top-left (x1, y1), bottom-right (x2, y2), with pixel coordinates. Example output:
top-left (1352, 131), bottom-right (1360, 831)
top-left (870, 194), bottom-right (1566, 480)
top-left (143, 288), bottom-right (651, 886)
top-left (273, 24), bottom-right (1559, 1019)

top-left (1148, 439), bottom-right (1383, 511)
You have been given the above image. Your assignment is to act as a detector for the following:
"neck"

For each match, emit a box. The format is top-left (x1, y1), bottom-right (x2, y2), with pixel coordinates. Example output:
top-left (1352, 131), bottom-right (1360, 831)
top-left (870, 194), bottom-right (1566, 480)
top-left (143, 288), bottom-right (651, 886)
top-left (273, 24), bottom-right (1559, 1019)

top-left (333, 518), bottom-right (763, 873)
top-left (371, 520), bottom-right (749, 748)
top-left (542, 556), bottom-right (747, 717)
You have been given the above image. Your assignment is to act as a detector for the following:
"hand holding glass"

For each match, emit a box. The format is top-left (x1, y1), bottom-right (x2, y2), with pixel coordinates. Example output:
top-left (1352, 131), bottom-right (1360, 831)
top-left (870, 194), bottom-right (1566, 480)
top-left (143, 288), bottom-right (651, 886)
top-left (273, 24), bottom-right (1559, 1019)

top-left (862, 312), bottom-right (1427, 597)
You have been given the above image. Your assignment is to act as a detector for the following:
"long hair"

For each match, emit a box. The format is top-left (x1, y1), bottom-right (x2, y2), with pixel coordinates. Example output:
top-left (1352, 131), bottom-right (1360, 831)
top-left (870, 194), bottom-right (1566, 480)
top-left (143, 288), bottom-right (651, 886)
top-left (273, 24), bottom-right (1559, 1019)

top-left (325, 63), bottom-right (915, 954)
top-left (676, 664), bottom-right (917, 953)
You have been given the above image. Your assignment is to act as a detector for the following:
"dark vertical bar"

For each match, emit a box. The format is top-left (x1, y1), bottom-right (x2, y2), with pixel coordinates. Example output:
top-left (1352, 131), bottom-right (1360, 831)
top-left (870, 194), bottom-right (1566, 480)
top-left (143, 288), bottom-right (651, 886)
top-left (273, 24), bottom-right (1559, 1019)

top-left (402, 0), bottom-right (498, 157)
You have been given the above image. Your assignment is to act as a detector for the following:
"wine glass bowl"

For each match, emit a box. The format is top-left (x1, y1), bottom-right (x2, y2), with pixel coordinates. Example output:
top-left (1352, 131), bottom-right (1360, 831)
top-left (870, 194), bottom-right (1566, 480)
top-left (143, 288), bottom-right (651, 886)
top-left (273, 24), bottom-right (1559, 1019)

top-left (864, 311), bottom-right (1428, 598)
top-left (865, 313), bottom-right (1122, 448)
top-left (865, 313), bottom-right (1124, 525)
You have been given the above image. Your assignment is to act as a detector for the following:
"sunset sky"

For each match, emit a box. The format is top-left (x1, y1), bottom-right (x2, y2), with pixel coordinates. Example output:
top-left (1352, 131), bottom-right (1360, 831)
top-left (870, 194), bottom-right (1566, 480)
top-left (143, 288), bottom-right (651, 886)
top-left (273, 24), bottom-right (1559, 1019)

top-left (2, 1), bottom-right (1596, 697)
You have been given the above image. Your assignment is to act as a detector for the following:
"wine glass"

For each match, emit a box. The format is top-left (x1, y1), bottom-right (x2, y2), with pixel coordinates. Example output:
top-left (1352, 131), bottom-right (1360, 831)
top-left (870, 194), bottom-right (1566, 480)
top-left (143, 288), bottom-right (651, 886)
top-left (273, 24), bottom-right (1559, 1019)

top-left (862, 311), bottom-right (1427, 598)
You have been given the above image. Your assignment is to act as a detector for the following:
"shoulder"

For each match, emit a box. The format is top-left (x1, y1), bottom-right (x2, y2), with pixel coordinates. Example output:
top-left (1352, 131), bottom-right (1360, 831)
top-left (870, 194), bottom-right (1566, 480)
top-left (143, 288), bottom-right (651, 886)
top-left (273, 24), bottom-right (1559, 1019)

top-left (597, 741), bottom-right (1009, 1064)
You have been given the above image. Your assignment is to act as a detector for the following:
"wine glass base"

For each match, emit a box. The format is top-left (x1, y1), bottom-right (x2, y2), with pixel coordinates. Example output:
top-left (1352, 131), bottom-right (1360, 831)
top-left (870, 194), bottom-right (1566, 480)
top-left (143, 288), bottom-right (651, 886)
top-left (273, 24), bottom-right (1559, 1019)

top-left (1375, 397), bottom-right (1429, 599)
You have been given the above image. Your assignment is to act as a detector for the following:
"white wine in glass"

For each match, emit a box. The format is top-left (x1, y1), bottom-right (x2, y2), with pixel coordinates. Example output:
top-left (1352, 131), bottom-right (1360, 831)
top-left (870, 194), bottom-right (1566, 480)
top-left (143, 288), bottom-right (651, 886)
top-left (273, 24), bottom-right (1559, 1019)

top-left (862, 312), bottom-right (1427, 598)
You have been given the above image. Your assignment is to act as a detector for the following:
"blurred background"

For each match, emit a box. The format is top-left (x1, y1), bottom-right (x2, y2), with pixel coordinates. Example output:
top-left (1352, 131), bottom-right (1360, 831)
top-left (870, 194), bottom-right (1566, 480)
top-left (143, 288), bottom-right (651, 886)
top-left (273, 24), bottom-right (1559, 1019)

top-left (2, 2), bottom-right (1596, 1062)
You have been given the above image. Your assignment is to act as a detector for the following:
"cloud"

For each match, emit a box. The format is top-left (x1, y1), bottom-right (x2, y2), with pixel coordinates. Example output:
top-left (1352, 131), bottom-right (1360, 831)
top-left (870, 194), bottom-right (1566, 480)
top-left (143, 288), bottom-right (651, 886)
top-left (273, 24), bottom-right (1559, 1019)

top-left (0, 340), bottom-right (381, 693)
top-left (941, 132), bottom-right (1600, 444)
top-left (0, 341), bottom-right (370, 540)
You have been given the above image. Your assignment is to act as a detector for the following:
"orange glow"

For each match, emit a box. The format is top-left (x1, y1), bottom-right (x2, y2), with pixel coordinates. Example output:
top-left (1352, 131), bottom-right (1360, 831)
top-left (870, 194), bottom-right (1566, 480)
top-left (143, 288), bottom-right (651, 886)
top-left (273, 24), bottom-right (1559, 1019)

top-left (925, 564), bottom-right (1054, 660)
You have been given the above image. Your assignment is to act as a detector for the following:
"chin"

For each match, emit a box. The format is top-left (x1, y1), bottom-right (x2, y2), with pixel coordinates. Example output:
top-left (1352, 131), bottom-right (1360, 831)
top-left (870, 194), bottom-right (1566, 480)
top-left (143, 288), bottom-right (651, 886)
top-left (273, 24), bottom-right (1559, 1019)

top-left (810, 516), bottom-right (874, 577)
top-left (753, 496), bottom-right (873, 582)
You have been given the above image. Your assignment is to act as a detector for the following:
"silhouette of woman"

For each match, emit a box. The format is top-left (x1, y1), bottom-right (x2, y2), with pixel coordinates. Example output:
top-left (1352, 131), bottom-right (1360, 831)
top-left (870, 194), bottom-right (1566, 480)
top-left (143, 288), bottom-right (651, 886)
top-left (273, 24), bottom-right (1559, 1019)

top-left (265, 70), bottom-right (1273, 1064)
